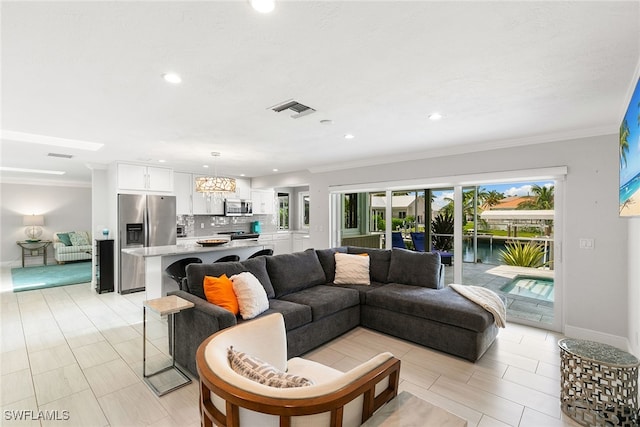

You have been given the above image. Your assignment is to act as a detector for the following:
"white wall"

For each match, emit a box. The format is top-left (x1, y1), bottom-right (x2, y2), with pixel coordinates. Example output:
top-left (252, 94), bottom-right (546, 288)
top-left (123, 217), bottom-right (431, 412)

top-left (260, 133), bottom-right (629, 345)
top-left (0, 182), bottom-right (92, 266)
top-left (628, 219), bottom-right (640, 355)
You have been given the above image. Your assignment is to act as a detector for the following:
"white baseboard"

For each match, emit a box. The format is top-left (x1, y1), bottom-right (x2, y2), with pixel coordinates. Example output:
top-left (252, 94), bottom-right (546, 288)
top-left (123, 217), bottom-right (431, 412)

top-left (564, 324), bottom-right (632, 353)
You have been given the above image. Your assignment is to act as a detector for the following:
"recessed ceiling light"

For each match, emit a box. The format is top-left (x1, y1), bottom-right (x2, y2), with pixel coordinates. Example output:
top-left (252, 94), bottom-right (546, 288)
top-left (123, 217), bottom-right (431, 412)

top-left (162, 73), bottom-right (182, 84)
top-left (203, 165), bottom-right (209, 168)
top-left (428, 112), bottom-right (443, 121)
top-left (344, 134), bottom-right (355, 139)
top-left (158, 159), bottom-right (166, 163)
top-left (250, 0), bottom-right (275, 13)
top-left (273, 168), bottom-right (279, 172)
top-left (240, 174), bottom-right (246, 177)
top-left (0, 166), bottom-right (65, 175)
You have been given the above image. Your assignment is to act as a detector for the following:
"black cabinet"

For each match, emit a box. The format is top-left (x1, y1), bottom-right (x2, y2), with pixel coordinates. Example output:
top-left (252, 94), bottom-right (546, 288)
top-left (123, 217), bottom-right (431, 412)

top-left (95, 239), bottom-right (114, 294)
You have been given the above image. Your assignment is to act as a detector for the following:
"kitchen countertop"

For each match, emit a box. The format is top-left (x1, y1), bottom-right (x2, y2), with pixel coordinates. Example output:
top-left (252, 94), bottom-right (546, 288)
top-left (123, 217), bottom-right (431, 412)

top-left (122, 240), bottom-right (264, 257)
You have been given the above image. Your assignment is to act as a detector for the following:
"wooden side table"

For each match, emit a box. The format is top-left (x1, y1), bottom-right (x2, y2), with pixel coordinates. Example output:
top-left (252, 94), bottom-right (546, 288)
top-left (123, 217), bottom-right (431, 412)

top-left (143, 295), bottom-right (194, 396)
top-left (16, 240), bottom-right (52, 267)
top-left (559, 338), bottom-right (640, 426)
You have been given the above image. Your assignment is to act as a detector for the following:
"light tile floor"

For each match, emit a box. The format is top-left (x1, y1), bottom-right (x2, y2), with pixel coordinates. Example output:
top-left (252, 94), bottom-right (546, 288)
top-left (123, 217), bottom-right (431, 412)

top-left (0, 267), bottom-right (580, 427)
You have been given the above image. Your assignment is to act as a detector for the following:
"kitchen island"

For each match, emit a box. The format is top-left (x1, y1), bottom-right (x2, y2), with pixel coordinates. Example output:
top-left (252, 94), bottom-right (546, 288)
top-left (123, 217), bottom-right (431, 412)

top-left (122, 240), bottom-right (268, 299)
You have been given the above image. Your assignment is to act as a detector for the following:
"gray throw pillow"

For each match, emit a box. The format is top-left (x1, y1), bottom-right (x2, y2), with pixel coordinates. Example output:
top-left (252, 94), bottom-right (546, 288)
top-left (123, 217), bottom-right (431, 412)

top-left (315, 247), bottom-right (347, 283)
top-left (387, 248), bottom-right (442, 289)
top-left (347, 247), bottom-right (391, 283)
top-left (239, 256), bottom-right (275, 298)
top-left (266, 249), bottom-right (326, 297)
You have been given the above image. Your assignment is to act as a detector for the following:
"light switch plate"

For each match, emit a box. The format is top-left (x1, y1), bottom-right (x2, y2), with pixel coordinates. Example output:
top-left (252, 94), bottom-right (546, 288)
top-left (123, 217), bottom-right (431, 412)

top-left (579, 238), bottom-right (594, 249)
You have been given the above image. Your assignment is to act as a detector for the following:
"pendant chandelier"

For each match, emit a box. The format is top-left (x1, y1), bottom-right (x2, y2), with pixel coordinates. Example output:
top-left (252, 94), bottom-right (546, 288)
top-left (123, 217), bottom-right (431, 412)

top-left (195, 152), bottom-right (236, 201)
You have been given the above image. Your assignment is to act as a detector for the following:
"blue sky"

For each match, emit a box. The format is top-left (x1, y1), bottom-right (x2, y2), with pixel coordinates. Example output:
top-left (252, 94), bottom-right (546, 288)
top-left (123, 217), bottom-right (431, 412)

top-left (430, 181), bottom-right (554, 210)
top-left (620, 78), bottom-right (640, 186)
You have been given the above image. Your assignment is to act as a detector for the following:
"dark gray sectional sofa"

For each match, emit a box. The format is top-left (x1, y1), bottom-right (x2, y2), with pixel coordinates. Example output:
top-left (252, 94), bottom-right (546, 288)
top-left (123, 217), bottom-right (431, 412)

top-left (169, 246), bottom-right (499, 377)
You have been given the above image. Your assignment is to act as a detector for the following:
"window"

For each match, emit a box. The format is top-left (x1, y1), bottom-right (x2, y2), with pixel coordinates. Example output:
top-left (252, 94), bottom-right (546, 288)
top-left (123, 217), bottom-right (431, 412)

top-left (328, 167), bottom-right (565, 331)
top-left (299, 192), bottom-right (310, 229)
top-left (344, 193), bottom-right (358, 229)
top-left (277, 193), bottom-right (289, 230)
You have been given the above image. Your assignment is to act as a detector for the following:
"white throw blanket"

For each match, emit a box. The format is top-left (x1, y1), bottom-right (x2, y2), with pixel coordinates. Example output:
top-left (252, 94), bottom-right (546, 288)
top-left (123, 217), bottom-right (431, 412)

top-left (449, 284), bottom-right (506, 328)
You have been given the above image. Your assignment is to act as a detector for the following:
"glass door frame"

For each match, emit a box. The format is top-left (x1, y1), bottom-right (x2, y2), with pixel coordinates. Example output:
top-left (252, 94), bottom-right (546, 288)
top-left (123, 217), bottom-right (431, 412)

top-left (328, 166), bottom-right (566, 332)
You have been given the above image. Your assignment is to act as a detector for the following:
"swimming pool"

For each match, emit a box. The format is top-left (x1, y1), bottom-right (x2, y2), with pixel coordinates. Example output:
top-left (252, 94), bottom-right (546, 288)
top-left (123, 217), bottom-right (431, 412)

top-left (500, 275), bottom-right (554, 302)
top-left (462, 241), bottom-right (506, 264)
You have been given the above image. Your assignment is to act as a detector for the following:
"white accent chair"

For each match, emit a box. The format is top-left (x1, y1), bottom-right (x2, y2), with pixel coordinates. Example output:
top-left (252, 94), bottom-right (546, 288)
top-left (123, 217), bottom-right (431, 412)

top-left (196, 313), bottom-right (401, 427)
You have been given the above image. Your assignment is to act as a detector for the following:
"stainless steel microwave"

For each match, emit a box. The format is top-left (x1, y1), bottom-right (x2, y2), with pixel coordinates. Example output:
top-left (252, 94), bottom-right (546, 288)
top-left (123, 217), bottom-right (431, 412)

top-left (224, 199), bottom-right (253, 216)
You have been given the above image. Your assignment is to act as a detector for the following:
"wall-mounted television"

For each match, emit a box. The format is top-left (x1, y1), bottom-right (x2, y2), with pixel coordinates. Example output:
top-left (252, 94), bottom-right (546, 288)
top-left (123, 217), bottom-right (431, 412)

top-left (620, 77), bottom-right (640, 217)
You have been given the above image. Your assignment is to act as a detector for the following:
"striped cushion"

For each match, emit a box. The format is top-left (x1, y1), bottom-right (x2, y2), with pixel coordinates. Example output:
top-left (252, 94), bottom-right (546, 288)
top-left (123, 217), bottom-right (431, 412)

top-left (227, 347), bottom-right (313, 388)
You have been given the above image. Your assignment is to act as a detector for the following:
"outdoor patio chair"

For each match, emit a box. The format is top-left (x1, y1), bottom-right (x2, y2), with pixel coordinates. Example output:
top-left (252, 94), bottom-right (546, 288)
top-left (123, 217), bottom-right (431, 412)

top-left (410, 232), bottom-right (426, 252)
top-left (391, 232), bottom-right (406, 249)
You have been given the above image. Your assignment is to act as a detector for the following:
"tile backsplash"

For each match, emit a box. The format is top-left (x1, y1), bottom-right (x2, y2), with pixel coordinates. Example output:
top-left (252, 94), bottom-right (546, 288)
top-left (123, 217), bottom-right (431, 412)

top-left (177, 214), bottom-right (276, 237)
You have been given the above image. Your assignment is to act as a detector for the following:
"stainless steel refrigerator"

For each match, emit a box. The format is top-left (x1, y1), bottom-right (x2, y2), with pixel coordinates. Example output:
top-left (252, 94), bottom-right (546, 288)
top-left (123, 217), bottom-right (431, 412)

top-left (118, 194), bottom-right (176, 294)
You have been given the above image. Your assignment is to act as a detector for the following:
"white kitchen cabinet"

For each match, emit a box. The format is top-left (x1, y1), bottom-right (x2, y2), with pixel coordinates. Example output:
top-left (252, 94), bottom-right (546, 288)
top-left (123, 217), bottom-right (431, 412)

top-left (292, 233), bottom-right (311, 253)
top-left (233, 178), bottom-right (252, 200)
top-left (118, 163), bottom-right (173, 192)
top-left (193, 193), bottom-right (225, 215)
top-left (251, 190), bottom-right (275, 215)
top-left (174, 172), bottom-right (246, 215)
top-left (176, 172), bottom-right (231, 215)
top-left (174, 172), bottom-right (193, 215)
top-left (272, 233), bottom-right (292, 255)
top-left (257, 232), bottom-right (290, 255)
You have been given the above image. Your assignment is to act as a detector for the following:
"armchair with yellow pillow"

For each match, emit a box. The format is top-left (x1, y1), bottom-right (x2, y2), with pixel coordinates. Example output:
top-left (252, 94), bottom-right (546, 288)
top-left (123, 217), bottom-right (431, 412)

top-left (53, 231), bottom-right (92, 263)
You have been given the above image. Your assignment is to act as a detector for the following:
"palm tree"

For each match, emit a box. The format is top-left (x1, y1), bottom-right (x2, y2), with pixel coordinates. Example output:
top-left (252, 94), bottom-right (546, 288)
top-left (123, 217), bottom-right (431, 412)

top-left (620, 119), bottom-right (630, 169)
top-left (483, 190), bottom-right (504, 208)
top-left (441, 187), bottom-right (488, 223)
top-left (431, 212), bottom-right (454, 251)
top-left (517, 185), bottom-right (554, 210)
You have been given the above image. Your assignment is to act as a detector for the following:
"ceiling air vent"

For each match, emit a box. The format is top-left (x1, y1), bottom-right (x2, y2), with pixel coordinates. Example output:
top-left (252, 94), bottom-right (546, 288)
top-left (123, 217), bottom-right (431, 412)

top-left (269, 99), bottom-right (316, 119)
top-left (48, 152), bottom-right (74, 159)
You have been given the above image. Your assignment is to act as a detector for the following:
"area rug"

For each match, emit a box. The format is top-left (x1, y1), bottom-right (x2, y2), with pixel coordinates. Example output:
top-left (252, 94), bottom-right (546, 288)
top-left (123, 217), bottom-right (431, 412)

top-left (11, 261), bottom-right (92, 292)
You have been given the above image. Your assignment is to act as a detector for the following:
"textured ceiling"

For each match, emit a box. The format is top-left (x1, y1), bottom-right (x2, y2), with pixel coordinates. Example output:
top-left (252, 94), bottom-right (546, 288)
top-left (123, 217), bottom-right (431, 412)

top-left (1, 1), bottom-right (639, 185)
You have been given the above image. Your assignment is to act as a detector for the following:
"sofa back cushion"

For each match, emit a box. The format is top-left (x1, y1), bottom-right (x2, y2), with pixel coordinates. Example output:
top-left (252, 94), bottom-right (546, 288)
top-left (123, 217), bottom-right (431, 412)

top-left (315, 247), bottom-right (347, 283)
top-left (186, 263), bottom-right (244, 300)
top-left (387, 248), bottom-right (442, 289)
top-left (266, 249), bottom-right (327, 297)
top-left (347, 247), bottom-right (391, 283)
top-left (240, 256), bottom-right (275, 298)
top-left (185, 256), bottom-right (275, 300)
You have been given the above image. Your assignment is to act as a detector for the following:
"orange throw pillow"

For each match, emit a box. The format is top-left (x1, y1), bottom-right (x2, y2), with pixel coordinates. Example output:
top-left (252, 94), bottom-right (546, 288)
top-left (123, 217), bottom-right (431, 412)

top-left (203, 274), bottom-right (239, 315)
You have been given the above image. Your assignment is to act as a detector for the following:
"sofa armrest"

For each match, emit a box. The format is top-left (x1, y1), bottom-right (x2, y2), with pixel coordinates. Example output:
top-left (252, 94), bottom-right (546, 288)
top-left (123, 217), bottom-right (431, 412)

top-left (169, 290), bottom-right (237, 325)
top-left (168, 290), bottom-right (238, 377)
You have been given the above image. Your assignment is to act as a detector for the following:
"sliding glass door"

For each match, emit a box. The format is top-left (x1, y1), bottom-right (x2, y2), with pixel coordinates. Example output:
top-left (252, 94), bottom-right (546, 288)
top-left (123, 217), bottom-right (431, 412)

top-left (459, 180), bottom-right (558, 329)
top-left (329, 168), bottom-right (564, 331)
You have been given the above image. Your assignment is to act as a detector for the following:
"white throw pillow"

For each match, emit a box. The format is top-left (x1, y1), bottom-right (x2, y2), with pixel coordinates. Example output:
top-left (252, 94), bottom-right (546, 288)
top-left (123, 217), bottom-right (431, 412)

top-left (230, 272), bottom-right (269, 320)
top-left (334, 253), bottom-right (370, 285)
top-left (227, 346), bottom-right (313, 388)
